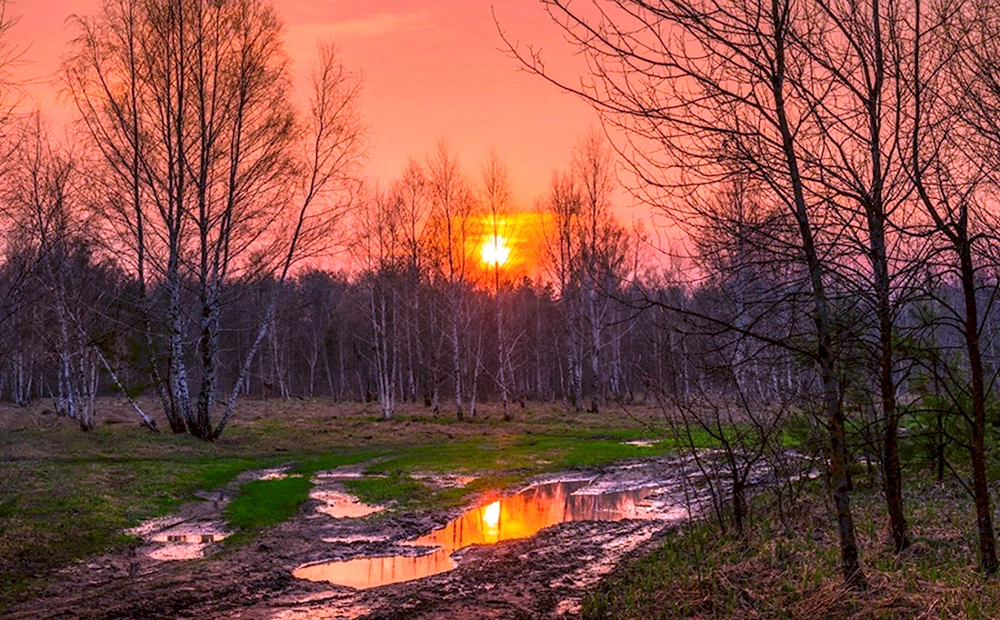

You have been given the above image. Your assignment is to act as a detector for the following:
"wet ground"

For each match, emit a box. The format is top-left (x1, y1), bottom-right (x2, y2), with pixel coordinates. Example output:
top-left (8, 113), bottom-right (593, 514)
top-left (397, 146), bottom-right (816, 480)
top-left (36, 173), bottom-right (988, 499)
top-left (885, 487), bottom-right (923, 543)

top-left (6, 455), bottom-right (728, 619)
top-left (295, 477), bottom-right (674, 591)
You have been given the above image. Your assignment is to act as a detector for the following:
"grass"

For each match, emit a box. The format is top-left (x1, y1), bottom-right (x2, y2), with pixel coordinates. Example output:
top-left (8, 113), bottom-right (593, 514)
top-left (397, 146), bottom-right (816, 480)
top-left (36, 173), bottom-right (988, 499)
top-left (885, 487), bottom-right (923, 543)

top-left (0, 397), bottom-right (678, 612)
top-left (12, 396), bottom-right (1000, 619)
top-left (581, 473), bottom-right (1000, 619)
top-left (0, 455), bottom-right (263, 608)
top-left (224, 450), bottom-right (386, 532)
top-left (344, 471), bottom-right (432, 507)
top-left (13, 396), bottom-right (999, 618)
top-left (224, 475), bottom-right (314, 530)
top-left (219, 429), bottom-right (695, 526)
top-left (347, 431), bottom-right (693, 511)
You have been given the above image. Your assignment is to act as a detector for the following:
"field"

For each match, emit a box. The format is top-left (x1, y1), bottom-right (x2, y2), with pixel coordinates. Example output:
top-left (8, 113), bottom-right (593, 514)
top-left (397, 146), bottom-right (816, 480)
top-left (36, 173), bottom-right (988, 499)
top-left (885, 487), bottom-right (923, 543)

top-left (4, 398), bottom-right (1000, 619)
top-left (1, 397), bottom-right (684, 616)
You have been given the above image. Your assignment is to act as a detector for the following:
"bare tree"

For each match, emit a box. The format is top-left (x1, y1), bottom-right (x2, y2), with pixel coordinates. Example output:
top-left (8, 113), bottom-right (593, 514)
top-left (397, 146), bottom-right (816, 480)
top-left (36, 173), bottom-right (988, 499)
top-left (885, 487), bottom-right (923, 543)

top-left (5, 118), bottom-right (95, 429)
top-left (355, 185), bottom-right (403, 420)
top-left (788, 0), bottom-right (919, 553)
top-left (427, 141), bottom-right (477, 420)
top-left (214, 41), bottom-right (364, 438)
top-left (543, 170), bottom-right (585, 411)
top-left (479, 149), bottom-right (515, 420)
top-left (572, 129), bottom-right (617, 412)
top-left (505, 0), bottom-right (868, 587)
top-left (393, 159), bottom-right (432, 406)
top-left (66, 1), bottom-right (364, 440)
top-left (906, 0), bottom-right (1000, 573)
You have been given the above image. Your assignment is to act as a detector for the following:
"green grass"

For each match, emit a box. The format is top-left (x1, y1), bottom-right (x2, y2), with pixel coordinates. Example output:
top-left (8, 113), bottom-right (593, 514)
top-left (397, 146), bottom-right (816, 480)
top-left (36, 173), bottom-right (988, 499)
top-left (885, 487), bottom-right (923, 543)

top-left (290, 450), bottom-right (384, 476)
top-left (218, 432), bottom-right (689, 530)
top-left (223, 450), bottom-right (384, 532)
top-left (0, 455), bottom-right (266, 609)
top-left (344, 471), bottom-right (432, 507)
top-left (363, 433), bottom-right (684, 477)
top-left (224, 476), bottom-right (314, 530)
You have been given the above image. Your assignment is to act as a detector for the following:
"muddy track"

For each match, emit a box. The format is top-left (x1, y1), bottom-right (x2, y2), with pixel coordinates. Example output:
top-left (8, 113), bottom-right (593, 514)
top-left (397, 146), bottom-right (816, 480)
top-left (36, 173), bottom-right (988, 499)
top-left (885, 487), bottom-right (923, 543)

top-left (6, 457), bottom-right (709, 619)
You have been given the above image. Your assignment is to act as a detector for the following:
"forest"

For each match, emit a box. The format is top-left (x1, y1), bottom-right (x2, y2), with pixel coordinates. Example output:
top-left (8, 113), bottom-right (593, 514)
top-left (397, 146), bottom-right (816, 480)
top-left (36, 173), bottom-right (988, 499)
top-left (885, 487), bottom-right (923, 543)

top-left (6, 0), bottom-right (1000, 617)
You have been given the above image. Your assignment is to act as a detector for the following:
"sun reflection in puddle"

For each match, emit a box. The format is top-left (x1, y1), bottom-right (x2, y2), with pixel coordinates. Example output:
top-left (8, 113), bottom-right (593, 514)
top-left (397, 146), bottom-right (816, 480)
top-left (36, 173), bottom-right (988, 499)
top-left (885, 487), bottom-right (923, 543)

top-left (294, 480), bottom-right (663, 590)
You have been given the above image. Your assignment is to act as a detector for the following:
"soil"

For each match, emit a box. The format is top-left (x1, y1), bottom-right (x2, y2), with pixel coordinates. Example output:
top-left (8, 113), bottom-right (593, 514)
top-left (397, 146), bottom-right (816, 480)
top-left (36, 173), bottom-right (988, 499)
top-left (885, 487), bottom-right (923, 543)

top-left (5, 456), bottom-right (714, 620)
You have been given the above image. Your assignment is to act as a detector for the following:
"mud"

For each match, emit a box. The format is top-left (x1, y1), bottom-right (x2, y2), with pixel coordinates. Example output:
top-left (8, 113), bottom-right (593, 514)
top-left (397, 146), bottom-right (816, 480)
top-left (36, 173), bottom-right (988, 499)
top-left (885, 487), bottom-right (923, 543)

top-left (7, 456), bottom-right (731, 620)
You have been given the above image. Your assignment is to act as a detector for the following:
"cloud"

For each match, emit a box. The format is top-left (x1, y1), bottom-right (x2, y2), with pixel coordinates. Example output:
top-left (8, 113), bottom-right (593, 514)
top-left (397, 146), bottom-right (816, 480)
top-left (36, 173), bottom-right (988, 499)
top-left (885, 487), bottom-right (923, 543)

top-left (305, 12), bottom-right (430, 40)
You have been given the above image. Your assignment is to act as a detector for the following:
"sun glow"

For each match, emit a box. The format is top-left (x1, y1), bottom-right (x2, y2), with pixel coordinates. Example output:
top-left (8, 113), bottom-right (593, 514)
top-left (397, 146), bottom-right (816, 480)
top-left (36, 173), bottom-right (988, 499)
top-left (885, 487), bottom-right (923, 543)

top-left (464, 212), bottom-right (553, 281)
top-left (480, 236), bottom-right (511, 267)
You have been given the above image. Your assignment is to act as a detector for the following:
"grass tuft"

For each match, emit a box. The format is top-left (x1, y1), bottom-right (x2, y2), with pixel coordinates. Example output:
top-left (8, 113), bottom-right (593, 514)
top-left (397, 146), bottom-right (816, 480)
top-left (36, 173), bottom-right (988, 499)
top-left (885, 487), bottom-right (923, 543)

top-left (223, 476), bottom-right (314, 530)
top-left (343, 471), bottom-right (430, 507)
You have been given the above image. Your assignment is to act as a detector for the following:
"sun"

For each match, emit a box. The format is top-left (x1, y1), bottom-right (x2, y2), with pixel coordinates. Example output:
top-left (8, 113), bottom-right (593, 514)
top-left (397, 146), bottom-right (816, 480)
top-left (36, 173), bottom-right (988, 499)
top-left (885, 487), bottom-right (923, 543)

top-left (480, 235), bottom-right (511, 267)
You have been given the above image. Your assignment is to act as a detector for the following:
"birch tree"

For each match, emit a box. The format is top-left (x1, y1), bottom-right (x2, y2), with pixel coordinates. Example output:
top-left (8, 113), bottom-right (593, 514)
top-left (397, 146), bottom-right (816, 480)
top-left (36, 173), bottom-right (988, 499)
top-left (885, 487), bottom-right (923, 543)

top-left (66, 0), bottom-right (364, 440)
top-left (479, 149), bottom-right (515, 420)
top-left (427, 142), bottom-right (477, 420)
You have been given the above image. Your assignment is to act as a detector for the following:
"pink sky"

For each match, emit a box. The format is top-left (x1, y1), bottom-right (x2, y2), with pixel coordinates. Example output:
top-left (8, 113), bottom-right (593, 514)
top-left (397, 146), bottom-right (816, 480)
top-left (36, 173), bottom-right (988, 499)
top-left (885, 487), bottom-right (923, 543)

top-left (7, 0), bottom-right (606, 207)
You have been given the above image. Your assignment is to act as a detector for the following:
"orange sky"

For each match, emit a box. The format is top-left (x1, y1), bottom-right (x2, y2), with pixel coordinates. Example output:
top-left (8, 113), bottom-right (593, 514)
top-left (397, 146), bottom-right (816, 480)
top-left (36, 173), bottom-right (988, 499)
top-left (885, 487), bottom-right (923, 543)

top-left (7, 0), bottom-right (603, 204)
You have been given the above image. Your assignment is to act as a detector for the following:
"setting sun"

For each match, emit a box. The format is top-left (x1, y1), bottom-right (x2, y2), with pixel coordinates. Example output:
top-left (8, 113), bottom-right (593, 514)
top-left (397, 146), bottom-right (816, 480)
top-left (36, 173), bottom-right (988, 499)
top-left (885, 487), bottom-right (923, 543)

top-left (480, 236), bottom-right (511, 267)
top-left (464, 212), bottom-right (552, 282)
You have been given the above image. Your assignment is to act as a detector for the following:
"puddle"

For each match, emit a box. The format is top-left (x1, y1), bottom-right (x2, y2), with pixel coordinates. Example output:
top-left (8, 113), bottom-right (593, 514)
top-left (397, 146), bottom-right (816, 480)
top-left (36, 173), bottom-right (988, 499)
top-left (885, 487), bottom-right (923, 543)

top-left (150, 533), bottom-right (227, 544)
top-left (296, 550), bottom-right (458, 590)
top-left (294, 479), bottom-right (664, 590)
top-left (312, 489), bottom-right (384, 519)
top-left (133, 523), bottom-right (230, 561)
top-left (624, 439), bottom-right (657, 447)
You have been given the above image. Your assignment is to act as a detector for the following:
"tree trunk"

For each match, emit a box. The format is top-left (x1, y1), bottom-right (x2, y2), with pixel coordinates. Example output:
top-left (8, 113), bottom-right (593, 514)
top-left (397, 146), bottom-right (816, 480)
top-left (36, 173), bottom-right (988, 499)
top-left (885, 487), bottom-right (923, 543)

top-left (496, 270), bottom-right (510, 421)
top-left (587, 288), bottom-right (601, 413)
top-left (772, 23), bottom-right (866, 586)
top-left (451, 290), bottom-right (464, 421)
top-left (959, 240), bottom-right (998, 574)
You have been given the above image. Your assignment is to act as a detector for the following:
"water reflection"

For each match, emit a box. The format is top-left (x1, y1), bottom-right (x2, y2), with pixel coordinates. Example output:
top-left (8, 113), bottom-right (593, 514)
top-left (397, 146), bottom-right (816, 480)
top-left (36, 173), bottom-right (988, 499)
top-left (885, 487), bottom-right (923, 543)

top-left (294, 549), bottom-right (457, 590)
top-left (154, 534), bottom-right (226, 544)
top-left (145, 530), bottom-right (228, 561)
top-left (294, 480), bottom-right (660, 590)
top-left (311, 488), bottom-right (384, 519)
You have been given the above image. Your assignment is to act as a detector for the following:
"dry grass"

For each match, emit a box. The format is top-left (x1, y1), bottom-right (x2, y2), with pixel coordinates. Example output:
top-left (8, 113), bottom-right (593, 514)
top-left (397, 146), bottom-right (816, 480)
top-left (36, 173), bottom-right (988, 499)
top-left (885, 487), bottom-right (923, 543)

top-left (0, 397), bottom-right (667, 461)
top-left (582, 475), bottom-right (1000, 619)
